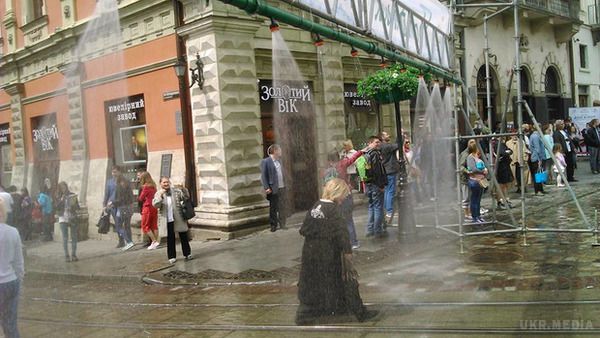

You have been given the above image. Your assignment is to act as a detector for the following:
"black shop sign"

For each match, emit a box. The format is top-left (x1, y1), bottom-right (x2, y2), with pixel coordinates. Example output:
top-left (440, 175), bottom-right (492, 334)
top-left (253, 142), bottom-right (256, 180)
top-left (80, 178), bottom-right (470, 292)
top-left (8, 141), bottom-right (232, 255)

top-left (0, 123), bottom-right (10, 146)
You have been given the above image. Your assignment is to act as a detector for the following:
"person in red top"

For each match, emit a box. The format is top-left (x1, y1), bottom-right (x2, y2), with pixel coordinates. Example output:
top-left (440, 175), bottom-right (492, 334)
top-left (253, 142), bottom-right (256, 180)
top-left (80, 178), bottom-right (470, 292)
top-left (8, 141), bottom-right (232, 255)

top-left (323, 144), bottom-right (371, 249)
top-left (138, 172), bottom-right (159, 250)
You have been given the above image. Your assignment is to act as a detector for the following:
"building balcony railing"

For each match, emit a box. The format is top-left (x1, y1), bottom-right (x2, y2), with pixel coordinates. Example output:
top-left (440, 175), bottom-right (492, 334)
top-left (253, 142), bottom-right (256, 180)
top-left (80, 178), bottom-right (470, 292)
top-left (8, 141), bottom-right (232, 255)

top-left (456, 0), bottom-right (579, 21)
top-left (521, 0), bottom-right (579, 20)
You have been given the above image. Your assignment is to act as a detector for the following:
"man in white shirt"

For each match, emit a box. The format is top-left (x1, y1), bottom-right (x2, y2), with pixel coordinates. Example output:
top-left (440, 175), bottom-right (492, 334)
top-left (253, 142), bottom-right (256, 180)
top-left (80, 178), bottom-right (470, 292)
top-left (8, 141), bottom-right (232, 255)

top-left (0, 199), bottom-right (23, 338)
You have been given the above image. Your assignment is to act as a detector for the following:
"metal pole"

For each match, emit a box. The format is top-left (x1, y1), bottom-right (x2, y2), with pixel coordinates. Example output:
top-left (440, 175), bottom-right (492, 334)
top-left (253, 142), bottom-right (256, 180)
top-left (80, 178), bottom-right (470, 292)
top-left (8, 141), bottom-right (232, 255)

top-left (395, 100), bottom-right (415, 233)
top-left (173, 0), bottom-right (198, 205)
top-left (513, 0), bottom-right (528, 246)
top-left (593, 209), bottom-right (600, 246)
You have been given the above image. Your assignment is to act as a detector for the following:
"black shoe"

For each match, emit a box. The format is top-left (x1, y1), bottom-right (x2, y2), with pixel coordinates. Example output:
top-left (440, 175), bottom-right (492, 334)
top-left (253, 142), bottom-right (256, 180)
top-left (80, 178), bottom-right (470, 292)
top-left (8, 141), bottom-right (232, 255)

top-left (357, 309), bottom-right (380, 322)
top-left (116, 242), bottom-right (125, 248)
top-left (270, 226), bottom-right (277, 232)
top-left (71, 255), bottom-right (78, 262)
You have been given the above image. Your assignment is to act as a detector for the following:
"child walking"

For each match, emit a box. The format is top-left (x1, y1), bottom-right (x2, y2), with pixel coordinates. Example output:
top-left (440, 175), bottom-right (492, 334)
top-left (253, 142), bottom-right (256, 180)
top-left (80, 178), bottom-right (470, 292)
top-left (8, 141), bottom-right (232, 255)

top-left (552, 143), bottom-right (566, 187)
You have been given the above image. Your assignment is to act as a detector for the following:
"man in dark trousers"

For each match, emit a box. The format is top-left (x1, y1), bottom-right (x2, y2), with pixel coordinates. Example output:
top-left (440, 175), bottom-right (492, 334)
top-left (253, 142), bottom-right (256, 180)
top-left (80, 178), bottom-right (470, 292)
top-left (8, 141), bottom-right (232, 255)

top-left (379, 132), bottom-right (399, 226)
top-left (553, 120), bottom-right (577, 182)
top-left (103, 165), bottom-right (124, 247)
top-left (583, 119), bottom-right (600, 174)
top-left (363, 135), bottom-right (387, 238)
top-left (260, 144), bottom-right (286, 232)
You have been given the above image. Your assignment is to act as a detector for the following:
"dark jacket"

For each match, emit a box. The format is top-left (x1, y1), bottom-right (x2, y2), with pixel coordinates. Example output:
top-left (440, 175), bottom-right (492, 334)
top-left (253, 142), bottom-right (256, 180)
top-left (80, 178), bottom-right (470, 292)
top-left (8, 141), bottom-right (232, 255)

top-left (585, 127), bottom-right (600, 148)
top-left (260, 156), bottom-right (283, 195)
top-left (364, 149), bottom-right (388, 188)
top-left (380, 142), bottom-right (400, 175)
top-left (553, 130), bottom-right (570, 154)
top-left (297, 200), bottom-right (352, 316)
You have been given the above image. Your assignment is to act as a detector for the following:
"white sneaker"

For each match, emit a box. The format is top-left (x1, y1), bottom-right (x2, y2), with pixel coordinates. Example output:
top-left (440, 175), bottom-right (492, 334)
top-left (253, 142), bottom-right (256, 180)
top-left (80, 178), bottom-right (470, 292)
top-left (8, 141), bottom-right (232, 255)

top-left (480, 208), bottom-right (489, 215)
top-left (121, 242), bottom-right (134, 251)
top-left (168, 258), bottom-right (177, 264)
top-left (147, 241), bottom-right (159, 250)
top-left (352, 243), bottom-right (361, 250)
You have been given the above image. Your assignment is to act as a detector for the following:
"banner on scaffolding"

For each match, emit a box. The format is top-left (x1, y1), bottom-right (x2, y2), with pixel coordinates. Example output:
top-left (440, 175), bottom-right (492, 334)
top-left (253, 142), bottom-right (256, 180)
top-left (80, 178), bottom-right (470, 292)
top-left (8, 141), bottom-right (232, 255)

top-left (569, 107), bottom-right (600, 155)
top-left (296, 0), bottom-right (451, 69)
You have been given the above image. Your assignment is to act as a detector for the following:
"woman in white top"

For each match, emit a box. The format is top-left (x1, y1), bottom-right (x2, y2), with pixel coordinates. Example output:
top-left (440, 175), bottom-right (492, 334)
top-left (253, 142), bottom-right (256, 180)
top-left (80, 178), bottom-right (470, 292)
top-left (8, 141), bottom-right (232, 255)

top-left (0, 198), bottom-right (24, 338)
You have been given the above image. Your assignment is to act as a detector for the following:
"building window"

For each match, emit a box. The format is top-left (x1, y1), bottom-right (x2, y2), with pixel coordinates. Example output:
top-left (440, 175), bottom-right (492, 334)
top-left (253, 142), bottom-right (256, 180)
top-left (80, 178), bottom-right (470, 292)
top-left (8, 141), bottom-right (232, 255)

top-left (579, 44), bottom-right (588, 69)
top-left (579, 85), bottom-right (589, 107)
top-left (25, 0), bottom-right (46, 23)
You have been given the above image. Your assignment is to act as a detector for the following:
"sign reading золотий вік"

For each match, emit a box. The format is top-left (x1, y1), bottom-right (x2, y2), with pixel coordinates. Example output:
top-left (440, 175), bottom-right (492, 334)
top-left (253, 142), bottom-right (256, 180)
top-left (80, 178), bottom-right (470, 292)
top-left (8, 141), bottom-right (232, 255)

top-left (259, 80), bottom-right (313, 114)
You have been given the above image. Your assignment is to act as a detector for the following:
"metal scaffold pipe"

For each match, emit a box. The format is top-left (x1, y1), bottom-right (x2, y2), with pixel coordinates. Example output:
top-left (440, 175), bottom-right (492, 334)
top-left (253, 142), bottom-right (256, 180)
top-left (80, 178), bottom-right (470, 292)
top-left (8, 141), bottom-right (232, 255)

top-left (218, 0), bottom-right (461, 84)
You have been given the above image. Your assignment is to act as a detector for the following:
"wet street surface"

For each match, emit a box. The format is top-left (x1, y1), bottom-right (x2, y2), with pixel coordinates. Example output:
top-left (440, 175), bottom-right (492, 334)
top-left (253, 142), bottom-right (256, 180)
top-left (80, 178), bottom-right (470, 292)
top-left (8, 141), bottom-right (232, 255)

top-left (14, 169), bottom-right (600, 337)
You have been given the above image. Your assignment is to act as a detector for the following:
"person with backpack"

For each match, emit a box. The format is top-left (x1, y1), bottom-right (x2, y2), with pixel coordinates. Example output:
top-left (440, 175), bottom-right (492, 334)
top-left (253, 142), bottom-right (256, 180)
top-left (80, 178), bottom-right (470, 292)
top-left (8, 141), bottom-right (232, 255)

top-left (363, 135), bottom-right (387, 238)
top-left (323, 144), bottom-right (371, 249)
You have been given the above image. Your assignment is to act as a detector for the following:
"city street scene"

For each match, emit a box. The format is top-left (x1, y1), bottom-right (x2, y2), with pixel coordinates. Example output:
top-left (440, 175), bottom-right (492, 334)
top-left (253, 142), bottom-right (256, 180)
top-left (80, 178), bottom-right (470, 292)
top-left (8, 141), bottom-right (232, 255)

top-left (1, 0), bottom-right (600, 337)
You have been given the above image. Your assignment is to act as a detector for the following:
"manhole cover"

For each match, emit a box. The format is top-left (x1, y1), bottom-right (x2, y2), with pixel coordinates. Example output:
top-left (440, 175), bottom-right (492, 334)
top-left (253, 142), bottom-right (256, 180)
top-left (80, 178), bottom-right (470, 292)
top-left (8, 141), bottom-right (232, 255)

top-left (470, 251), bottom-right (521, 264)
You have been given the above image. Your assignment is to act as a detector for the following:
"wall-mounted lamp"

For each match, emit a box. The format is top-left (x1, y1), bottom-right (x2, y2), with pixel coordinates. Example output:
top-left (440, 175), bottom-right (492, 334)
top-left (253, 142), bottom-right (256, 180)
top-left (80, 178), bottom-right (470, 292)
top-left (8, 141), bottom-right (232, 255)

top-left (174, 53), bottom-right (204, 89)
top-left (190, 53), bottom-right (204, 89)
top-left (269, 18), bottom-right (280, 32)
top-left (573, 38), bottom-right (581, 43)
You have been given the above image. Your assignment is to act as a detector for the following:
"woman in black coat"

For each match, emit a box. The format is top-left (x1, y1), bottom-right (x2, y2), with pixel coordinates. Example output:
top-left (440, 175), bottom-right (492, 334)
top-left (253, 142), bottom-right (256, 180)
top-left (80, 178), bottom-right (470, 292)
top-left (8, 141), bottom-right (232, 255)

top-left (295, 178), bottom-right (378, 325)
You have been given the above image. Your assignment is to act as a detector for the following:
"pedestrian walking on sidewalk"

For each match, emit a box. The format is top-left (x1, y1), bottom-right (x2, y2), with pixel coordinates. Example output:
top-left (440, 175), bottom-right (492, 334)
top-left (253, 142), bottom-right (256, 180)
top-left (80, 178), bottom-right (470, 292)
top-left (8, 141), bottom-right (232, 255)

top-left (153, 177), bottom-right (192, 264)
top-left (114, 176), bottom-right (135, 251)
top-left (296, 178), bottom-right (378, 325)
top-left (56, 182), bottom-right (80, 262)
top-left (103, 166), bottom-right (124, 248)
top-left (0, 199), bottom-right (24, 338)
top-left (379, 131), bottom-right (399, 225)
top-left (138, 172), bottom-right (159, 250)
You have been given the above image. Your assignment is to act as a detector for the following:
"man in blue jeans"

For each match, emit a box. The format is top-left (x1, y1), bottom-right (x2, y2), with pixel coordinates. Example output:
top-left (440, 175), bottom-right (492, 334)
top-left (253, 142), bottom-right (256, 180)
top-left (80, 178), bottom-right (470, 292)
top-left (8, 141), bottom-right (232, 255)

top-left (363, 135), bottom-right (388, 237)
top-left (379, 132), bottom-right (399, 226)
top-left (0, 199), bottom-right (24, 338)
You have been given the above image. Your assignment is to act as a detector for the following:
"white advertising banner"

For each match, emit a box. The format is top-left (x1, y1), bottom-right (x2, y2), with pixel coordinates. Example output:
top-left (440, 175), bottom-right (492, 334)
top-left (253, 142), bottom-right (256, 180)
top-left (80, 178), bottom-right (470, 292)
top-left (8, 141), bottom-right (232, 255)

top-left (569, 107), bottom-right (600, 133)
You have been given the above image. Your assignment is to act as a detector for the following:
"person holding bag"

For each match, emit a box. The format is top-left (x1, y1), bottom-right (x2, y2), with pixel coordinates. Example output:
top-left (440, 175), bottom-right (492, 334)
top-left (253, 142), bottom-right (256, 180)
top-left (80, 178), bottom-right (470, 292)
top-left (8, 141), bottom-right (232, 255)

top-left (529, 129), bottom-right (546, 196)
top-left (466, 140), bottom-right (488, 224)
top-left (152, 177), bottom-right (192, 264)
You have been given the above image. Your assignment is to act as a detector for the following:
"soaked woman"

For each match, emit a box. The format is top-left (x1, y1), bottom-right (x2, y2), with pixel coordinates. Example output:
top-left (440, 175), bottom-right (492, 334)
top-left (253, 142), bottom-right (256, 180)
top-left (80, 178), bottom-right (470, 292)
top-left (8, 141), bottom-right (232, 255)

top-left (296, 178), bottom-right (378, 325)
top-left (56, 182), bottom-right (80, 262)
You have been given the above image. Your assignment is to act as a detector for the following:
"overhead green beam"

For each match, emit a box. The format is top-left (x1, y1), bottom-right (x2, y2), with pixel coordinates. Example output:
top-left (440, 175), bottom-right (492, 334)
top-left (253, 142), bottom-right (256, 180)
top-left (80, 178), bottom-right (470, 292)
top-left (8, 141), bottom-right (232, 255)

top-left (218, 0), bottom-right (461, 84)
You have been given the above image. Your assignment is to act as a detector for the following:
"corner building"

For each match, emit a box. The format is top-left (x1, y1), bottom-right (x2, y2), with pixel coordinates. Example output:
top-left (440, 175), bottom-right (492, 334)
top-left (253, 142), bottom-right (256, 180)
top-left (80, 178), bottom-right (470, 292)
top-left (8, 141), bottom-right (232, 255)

top-left (0, 0), bottom-right (399, 239)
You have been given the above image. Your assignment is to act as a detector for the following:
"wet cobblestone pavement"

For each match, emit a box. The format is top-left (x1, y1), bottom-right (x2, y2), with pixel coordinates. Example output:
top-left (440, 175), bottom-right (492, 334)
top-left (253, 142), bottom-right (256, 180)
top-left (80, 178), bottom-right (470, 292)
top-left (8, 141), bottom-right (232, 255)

top-left (15, 167), bottom-right (600, 336)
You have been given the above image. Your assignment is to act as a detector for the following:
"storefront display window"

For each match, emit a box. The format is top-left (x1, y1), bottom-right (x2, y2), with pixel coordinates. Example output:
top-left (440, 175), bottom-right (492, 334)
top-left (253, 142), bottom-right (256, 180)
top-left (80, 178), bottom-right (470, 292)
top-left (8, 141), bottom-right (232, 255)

top-left (0, 123), bottom-right (11, 186)
top-left (104, 94), bottom-right (147, 182)
top-left (31, 113), bottom-right (60, 196)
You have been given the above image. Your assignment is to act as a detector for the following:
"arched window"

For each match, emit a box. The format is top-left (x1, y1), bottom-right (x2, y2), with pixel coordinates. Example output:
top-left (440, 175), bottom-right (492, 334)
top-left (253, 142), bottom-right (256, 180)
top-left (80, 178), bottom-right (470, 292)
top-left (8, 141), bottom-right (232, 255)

top-left (476, 65), bottom-right (498, 128)
top-left (545, 67), bottom-right (562, 120)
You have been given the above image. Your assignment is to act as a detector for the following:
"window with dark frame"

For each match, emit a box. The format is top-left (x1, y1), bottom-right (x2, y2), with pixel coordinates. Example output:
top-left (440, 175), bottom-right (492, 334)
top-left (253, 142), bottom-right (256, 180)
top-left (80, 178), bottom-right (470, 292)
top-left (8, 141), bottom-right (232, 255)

top-left (579, 44), bottom-right (588, 69)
